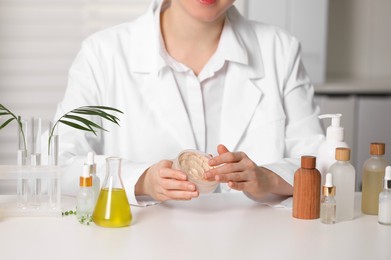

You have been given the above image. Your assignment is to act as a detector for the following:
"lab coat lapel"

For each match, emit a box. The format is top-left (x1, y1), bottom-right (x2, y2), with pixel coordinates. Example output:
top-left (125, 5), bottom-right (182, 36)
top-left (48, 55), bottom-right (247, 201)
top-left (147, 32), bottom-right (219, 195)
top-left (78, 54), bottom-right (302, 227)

top-left (220, 66), bottom-right (263, 151)
top-left (127, 2), bottom-right (196, 149)
top-left (220, 7), bottom-right (265, 151)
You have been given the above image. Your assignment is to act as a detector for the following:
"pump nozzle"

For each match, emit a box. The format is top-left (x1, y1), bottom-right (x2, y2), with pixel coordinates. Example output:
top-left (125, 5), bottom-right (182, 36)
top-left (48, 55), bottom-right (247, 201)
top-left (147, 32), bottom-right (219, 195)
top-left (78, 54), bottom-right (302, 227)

top-left (318, 113), bottom-right (344, 142)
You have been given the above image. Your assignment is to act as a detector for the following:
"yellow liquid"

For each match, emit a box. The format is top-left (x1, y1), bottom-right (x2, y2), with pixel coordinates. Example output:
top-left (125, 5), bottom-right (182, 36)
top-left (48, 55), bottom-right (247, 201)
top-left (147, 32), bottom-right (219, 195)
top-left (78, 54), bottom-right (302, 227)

top-left (362, 169), bottom-right (385, 215)
top-left (93, 188), bottom-right (132, 227)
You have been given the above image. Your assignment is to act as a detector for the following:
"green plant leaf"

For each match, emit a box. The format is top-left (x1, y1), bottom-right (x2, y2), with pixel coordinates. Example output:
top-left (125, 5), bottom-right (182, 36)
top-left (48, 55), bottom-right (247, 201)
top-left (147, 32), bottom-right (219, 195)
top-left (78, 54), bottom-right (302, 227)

top-left (59, 119), bottom-right (97, 135)
top-left (63, 114), bottom-right (108, 132)
top-left (72, 109), bottom-right (120, 125)
top-left (0, 117), bottom-right (15, 130)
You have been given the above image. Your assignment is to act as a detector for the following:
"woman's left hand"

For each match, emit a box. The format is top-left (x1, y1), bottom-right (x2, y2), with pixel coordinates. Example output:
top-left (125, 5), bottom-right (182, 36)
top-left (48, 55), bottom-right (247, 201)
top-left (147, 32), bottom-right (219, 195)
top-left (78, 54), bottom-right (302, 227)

top-left (204, 144), bottom-right (292, 200)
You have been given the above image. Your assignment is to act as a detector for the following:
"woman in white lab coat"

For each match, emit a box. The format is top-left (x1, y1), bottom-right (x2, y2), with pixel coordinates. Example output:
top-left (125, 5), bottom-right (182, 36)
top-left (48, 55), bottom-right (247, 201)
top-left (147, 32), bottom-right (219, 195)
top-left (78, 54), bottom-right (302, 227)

top-left (55, 0), bottom-right (324, 205)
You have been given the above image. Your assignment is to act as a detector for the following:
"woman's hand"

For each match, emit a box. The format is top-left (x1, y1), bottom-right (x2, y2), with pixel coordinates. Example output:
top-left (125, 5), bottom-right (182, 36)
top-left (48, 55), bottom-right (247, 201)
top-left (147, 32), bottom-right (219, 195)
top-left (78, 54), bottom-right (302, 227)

top-left (135, 160), bottom-right (199, 202)
top-left (205, 144), bottom-right (293, 200)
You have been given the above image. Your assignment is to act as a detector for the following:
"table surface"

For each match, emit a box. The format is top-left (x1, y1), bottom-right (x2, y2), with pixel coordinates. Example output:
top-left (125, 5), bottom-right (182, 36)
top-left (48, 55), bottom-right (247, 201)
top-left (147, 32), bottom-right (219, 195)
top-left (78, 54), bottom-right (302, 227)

top-left (0, 192), bottom-right (390, 260)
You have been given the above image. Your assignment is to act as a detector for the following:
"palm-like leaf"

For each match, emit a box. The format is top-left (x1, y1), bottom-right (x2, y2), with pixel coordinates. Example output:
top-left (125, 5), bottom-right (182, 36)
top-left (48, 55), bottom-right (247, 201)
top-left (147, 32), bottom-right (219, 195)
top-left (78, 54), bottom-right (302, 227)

top-left (48, 106), bottom-right (123, 154)
top-left (0, 104), bottom-right (26, 150)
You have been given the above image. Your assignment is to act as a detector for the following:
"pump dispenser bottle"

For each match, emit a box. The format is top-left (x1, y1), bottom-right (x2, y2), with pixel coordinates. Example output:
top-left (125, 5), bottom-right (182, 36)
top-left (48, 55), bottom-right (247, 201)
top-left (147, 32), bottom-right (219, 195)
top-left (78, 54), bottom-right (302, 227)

top-left (320, 173), bottom-right (336, 224)
top-left (378, 166), bottom-right (391, 225)
top-left (317, 114), bottom-right (349, 185)
top-left (362, 143), bottom-right (388, 215)
top-left (87, 152), bottom-right (100, 205)
top-left (293, 156), bottom-right (321, 219)
top-left (328, 147), bottom-right (355, 222)
top-left (76, 164), bottom-right (94, 224)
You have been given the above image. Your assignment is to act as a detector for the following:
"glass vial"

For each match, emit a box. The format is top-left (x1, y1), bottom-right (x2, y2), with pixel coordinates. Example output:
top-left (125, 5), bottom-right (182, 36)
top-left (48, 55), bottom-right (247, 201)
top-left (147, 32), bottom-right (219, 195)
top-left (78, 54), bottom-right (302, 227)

top-left (76, 164), bottom-right (94, 225)
top-left (17, 119), bottom-right (28, 208)
top-left (293, 156), bottom-right (321, 219)
top-left (378, 166), bottom-right (391, 225)
top-left (320, 173), bottom-right (336, 224)
top-left (93, 157), bottom-right (132, 227)
top-left (329, 147), bottom-right (356, 222)
top-left (362, 143), bottom-right (388, 215)
top-left (48, 121), bottom-right (59, 207)
top-left (29, 117), bottom-right (42, 207)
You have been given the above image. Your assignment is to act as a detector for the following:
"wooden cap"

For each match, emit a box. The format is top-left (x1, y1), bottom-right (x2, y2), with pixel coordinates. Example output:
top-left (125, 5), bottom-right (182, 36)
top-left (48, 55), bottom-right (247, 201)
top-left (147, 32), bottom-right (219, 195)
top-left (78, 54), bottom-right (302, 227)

top-left (301, 156), bottom-right (316, 169)
top-left (335, 147), bottom-right (350, 161)
top-left (370, 143), bottom-right (385, 155)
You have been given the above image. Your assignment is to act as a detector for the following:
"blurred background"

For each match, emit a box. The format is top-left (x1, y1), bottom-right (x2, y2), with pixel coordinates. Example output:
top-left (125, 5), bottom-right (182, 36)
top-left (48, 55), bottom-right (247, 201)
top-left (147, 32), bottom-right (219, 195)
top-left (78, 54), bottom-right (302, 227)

top-left (0, 0), bottom-right (390, 190)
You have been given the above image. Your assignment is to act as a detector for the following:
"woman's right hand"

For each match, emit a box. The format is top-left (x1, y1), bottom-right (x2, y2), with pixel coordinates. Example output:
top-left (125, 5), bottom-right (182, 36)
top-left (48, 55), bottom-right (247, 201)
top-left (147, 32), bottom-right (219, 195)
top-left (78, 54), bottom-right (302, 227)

top-left (135, 160), bottom-right (199, 202)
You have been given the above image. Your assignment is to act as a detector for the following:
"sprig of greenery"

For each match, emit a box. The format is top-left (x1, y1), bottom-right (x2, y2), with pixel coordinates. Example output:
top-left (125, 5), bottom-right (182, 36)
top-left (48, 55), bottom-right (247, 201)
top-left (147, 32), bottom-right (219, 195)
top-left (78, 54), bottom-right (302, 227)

top-left (62, 210), bottom-right (93, 225)
top-left (48, 106), bottom-right (123, 155)
top-left (0, 104), bottom-right (27, 151)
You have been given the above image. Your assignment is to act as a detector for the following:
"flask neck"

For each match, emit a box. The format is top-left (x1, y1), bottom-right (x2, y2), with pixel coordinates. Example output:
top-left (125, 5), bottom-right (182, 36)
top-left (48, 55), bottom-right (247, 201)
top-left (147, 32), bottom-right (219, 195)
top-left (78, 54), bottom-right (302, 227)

top-left (102, 157), bottom-right (125, 190)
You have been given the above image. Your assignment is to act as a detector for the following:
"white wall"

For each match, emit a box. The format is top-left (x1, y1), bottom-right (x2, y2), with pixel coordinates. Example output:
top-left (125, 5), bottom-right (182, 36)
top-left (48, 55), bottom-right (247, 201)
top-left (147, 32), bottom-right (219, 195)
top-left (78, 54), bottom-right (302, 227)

top-left (327, 0), bottom-right (391, 79)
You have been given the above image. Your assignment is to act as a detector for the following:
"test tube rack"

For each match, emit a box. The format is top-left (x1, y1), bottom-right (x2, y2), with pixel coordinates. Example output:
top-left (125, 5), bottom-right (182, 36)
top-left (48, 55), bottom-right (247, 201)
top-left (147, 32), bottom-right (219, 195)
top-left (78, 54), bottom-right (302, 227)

top-left (0, 165), bottom-right (61, 217)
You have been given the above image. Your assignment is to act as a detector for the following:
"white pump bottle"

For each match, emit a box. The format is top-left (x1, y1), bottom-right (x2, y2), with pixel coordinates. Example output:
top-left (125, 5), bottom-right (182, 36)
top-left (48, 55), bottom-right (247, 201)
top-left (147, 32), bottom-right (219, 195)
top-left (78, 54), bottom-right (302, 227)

top-left (317, 114), bottom-right (349, 185)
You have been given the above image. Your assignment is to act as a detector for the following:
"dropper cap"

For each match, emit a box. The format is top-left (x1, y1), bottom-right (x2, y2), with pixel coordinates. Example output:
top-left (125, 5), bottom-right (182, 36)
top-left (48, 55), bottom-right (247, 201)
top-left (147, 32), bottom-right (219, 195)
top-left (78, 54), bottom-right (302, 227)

top-left (384, 166), bottom-right (391, 189)
top-left (87, 152), bottom-right (97, 175)
top-left (80, 164), bottom-right (92, 187)
top-left (323, 173), bottom-right (336, 196)
top-left (370, 143), bottom-right (385, 156)
top-left (335, 147), bottom-right (351, 161)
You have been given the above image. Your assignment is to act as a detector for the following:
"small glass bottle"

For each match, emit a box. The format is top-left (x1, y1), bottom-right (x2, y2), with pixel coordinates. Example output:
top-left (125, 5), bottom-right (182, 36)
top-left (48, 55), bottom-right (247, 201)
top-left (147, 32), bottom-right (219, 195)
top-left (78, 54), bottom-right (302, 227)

top-left (320, 173), bottom-right (336, 224)
top-left (293, 156), bottom-right (321, 219)
top-left (76, 164), bottom-right (94, 225)
top-left (93, 157), bottom-right (132, 227)
top-left (378, 166), bottom-right (391, 225)
top-left (328, 147), bottom-right (356, 222)
top-left (362, 143), bottom-right (388, 215)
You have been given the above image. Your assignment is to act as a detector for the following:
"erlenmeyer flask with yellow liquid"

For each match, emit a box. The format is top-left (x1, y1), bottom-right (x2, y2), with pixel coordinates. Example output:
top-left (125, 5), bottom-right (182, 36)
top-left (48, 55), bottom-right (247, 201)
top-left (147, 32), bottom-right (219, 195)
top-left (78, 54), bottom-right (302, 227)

top-left (93, 157), bottom-right (132, 227)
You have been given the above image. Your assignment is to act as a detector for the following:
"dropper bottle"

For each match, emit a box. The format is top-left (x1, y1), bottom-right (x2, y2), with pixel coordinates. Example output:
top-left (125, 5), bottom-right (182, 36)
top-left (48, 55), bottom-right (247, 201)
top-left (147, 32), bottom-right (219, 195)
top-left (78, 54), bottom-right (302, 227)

top-left (76, 164), bottom-right (94, 225)
top-left (320, 173), bottom-right (336, 224)
top-left (378, 166), bottom-right (391, 225)
top-left (87, 152), bottom-right (100, 205)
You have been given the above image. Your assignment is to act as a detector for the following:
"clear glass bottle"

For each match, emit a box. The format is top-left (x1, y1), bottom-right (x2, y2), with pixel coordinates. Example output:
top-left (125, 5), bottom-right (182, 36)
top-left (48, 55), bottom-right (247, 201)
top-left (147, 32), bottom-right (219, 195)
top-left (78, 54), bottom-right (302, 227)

top-left (378, 166), bottom-right (391, 225)
top-left (328, 147), bottom-right (356, 222)
top-left (362, 143), bottom-right (388, 215)
top-left (320, 173), bottom-right (336, 224)
top-left (93, 157), bottom-right (132, 227)
top-left (76, 164), bottom-right (94, 225)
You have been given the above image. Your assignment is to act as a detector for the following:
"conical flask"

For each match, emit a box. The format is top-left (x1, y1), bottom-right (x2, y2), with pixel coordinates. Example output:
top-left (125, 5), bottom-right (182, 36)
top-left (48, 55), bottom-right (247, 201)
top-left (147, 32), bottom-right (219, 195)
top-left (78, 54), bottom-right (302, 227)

top-left (92, 157), bottom-right (132, 227)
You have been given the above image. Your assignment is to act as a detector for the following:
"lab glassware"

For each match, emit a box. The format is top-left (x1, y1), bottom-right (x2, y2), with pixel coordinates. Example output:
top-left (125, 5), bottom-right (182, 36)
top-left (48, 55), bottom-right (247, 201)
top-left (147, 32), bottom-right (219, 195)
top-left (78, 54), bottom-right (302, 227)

top-left (93, 157), bottom-right (132, 227)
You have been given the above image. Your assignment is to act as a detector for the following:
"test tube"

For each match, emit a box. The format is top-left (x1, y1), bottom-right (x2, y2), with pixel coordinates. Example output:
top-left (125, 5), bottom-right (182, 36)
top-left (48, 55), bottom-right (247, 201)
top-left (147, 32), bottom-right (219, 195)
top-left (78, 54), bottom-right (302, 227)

top-left (48, 121), bottom-right (59, 207)
top-left (30, 117), bottom-right (42, 207)
top-left (16, 119), bottom-right (28, 208)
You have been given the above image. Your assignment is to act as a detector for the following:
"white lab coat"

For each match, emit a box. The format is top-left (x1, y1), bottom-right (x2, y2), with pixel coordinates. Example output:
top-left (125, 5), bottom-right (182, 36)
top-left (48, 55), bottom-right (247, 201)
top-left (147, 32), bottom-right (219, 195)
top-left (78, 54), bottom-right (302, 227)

top-left (54, 0), bottom-right (325, 205)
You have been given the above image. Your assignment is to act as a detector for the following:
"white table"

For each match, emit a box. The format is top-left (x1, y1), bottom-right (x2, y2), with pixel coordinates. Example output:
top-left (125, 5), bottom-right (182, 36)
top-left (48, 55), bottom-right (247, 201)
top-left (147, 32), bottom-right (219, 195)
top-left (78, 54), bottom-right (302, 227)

top-left (0, 192), bottom-right (389, 260)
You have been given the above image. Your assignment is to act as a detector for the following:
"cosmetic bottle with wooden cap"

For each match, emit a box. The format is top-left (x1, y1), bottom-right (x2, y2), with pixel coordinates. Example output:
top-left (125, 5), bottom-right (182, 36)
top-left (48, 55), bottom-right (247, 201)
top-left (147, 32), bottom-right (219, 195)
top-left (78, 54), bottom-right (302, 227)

top-left (362, 143), bottom-right (388, 215)
top-left (328, 147), bottom-right (356, 222)
top-left (293, 156), bottom-right (321, 219)
top-left (76, 164), bottom-right (94, 225)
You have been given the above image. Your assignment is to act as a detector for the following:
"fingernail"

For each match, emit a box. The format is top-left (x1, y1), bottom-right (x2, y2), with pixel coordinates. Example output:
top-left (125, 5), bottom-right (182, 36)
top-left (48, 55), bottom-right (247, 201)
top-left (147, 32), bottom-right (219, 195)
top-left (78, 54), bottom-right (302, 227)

top-left (188, 184), bottom-right (195, 191)
top-left (209, 159), bottom-right (215, 165)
